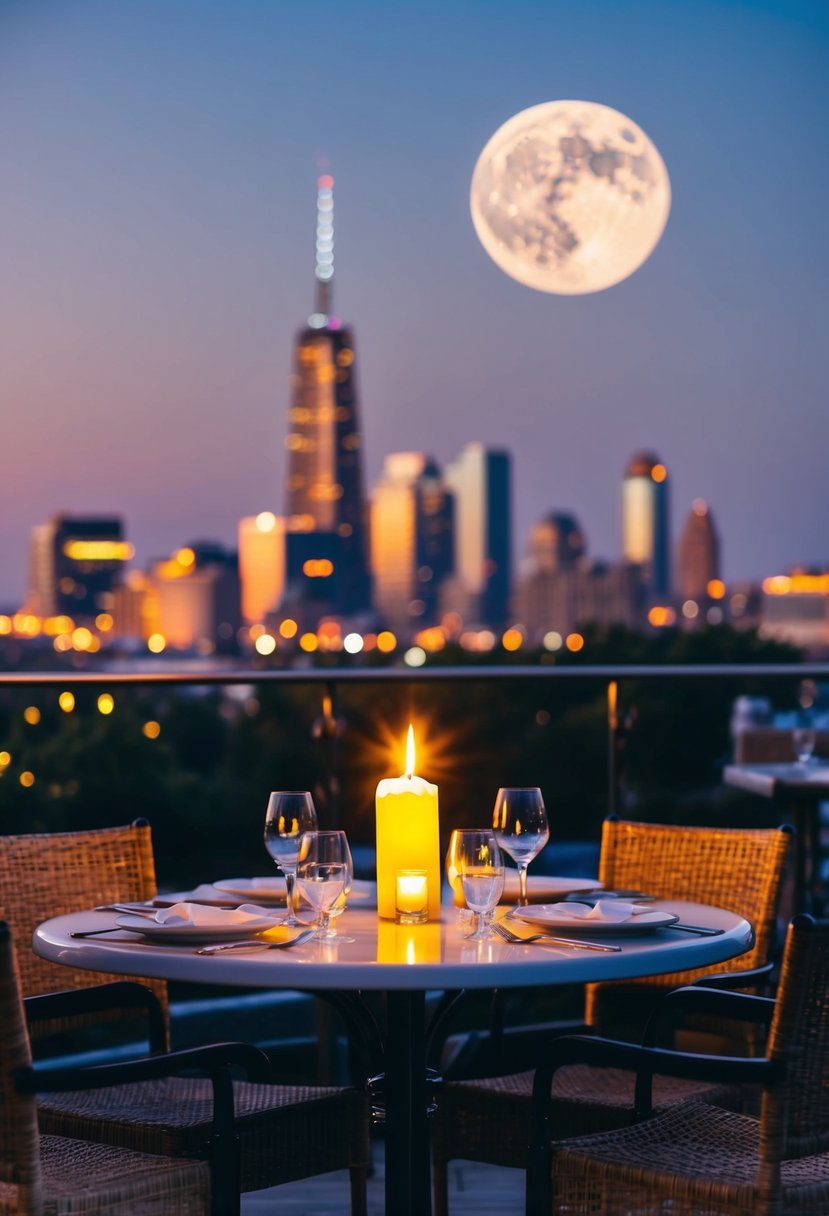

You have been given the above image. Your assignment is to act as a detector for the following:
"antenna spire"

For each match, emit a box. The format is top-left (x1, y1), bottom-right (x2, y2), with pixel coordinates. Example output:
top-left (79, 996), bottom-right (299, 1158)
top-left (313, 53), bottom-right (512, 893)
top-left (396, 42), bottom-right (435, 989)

top-left (313, 174), bottom-right (334, 322)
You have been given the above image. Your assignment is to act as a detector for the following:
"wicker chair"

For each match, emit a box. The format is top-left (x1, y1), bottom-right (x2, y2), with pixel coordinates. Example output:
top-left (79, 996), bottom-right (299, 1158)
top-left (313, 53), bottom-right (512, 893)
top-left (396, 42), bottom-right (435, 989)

top-left (529, 915), bottom-right (829, 1216)
top-left (0, 918), bottom-right (216, 1215)
top-left (0, 822), bottom-right (370, 1216)
top-left (432, 819), bottom-right (791, 1216)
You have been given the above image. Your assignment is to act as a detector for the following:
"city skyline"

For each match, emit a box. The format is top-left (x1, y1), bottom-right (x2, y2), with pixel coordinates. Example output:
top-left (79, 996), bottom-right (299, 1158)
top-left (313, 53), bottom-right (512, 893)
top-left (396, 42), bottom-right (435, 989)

top-left (1, 1), bottom-right (827, 605)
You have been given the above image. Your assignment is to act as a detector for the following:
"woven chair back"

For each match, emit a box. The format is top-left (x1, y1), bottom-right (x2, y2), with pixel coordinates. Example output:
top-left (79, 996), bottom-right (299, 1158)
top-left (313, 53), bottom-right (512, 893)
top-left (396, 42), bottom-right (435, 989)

top-left (586, 819), bottom-right (790, 1026)
top-left (763, 917), bottom-right (829, 1165)
top-left (0, 822), bottom-right (169, 1038)
top-left (0, 922), bottom-right (43, 1212)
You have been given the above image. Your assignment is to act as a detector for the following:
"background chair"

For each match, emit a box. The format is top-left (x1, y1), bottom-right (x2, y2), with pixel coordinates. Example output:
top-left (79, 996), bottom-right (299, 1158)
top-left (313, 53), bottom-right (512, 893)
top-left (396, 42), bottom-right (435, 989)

top-left (0, 919), bottom-right (211, 1216)
top-left (536, 915), bottom-right (829, 1216)
top-left (0, 821), bottom-right (370, 1216)
top-left (431, 819), bottom-right (791, 1216)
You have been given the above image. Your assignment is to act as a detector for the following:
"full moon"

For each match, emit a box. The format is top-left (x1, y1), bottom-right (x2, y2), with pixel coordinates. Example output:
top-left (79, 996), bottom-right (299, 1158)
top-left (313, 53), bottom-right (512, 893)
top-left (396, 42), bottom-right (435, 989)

top-left (470, 100), bottom-right (671, 295)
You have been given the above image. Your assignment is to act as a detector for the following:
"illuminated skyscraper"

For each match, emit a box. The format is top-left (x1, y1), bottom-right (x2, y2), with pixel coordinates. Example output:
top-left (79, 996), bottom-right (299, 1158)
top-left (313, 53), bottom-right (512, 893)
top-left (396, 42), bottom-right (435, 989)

top-left (28, 514), bottom-right (133, 619)
top-left (676, 498), bottom-right (721, 602)
top-left (370, 453), bottom-right (454, 632)
top-left (622, 451), bottom-right (670, 600)
top-left (238, 512), bottom-right (286, 624)
top-left (283, 176), bottom-right (371, 616)
top-left (444, 443), bottom-right (511, 626)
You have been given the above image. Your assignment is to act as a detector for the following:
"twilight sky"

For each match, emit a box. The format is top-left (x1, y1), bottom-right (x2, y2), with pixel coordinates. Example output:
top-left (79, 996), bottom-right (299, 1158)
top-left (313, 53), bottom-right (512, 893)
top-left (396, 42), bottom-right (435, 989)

top-left (1, 0), bottom-right (827, 606)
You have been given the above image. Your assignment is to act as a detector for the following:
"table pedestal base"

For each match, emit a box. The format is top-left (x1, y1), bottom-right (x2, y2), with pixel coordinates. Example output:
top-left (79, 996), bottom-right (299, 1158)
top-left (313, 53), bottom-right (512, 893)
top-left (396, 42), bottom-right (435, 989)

top-left (384, 990), bottom-right (432, 1216)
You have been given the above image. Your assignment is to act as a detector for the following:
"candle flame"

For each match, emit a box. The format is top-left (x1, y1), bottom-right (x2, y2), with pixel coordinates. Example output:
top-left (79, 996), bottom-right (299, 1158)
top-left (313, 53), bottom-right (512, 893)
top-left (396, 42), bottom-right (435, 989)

top-left (405, 724), bottom-right (416, 778)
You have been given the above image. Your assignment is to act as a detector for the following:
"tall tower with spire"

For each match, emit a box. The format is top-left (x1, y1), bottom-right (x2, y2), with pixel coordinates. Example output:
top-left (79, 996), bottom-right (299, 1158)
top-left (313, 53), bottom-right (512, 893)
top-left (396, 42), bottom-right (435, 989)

top-left (283, 176), bottom-right (371, 617)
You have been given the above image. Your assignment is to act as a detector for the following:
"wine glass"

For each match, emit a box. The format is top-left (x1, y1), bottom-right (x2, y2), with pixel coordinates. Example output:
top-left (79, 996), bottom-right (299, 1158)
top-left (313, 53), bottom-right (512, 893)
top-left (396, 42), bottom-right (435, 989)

top-left (324, 830), bottom-right (355, 941)
top-left (453, 829), bottom-right (504, 940)
top-left (263, 791), bottom-right (317, 927)
top-left (296, 831), bottom-right (349, 940)
top-left (445, 829), bottom-right (466, 912)
top-left (492, 787), bottom-right (549, 907)
top-left (793, 727), bottom-right (817, 767)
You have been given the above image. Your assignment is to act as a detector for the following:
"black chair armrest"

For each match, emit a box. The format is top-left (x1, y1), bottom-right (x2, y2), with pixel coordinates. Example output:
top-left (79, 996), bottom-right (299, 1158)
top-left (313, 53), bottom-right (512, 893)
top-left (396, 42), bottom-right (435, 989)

top-left (642, 984), bottom-right (776, 1048)
top-left (526, 1034), bottom-right (778, 1216)
top-left (691, 962), bottom-right (774, 991)
top-left (25, 981), bottom-right (168, 1054)
top-left (15, 1040), bottom-right (272, 1094)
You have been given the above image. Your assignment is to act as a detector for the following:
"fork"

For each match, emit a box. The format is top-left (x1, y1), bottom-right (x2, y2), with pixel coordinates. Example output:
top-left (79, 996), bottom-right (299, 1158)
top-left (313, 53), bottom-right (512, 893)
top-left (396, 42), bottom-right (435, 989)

top-left (196, 928), bottom-right (316, 954)
top-left (493, 921), bottom-right (621, 953)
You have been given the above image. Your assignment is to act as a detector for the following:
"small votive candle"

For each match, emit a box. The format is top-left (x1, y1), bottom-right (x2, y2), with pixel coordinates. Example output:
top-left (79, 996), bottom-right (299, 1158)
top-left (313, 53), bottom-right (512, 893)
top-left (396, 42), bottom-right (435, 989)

top-left (395, 871), bottom-right (429, 924)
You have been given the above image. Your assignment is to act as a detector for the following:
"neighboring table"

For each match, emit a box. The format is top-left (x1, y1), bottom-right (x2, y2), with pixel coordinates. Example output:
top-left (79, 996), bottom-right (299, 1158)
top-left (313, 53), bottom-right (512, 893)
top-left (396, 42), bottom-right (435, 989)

top-left (34, 901), bottom-right (752, 1216)
top-left (724, 762), bottom-right (829, 914)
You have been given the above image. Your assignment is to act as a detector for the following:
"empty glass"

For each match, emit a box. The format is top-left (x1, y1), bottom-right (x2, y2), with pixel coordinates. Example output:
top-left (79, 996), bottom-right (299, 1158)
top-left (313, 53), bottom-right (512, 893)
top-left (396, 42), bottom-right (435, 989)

top-left (492, 787), bottom-right (549, 906)
top-left (296, 830), bottom-right (350, 940)
top-left (793, 727), bottom-right (817, 767)
top-left (453, 828), bottom-right (505, 940)
top-left (263, 791), bottom-right (317, 926)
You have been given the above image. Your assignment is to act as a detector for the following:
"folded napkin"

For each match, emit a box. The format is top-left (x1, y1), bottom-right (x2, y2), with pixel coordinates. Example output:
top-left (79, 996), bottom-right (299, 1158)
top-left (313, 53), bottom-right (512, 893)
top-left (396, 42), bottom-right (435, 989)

top-left (551, 899), bottom-right (645, 924)
top-left (154, 902), bottom-right (277, 928)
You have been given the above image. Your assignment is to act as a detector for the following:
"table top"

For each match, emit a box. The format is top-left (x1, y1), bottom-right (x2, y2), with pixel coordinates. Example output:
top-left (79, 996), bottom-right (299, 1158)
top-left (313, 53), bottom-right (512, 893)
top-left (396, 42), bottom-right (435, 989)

top-left (723, 761), bottom-right (829, 798)
top-left (34, 901), bottom-right (752, 992)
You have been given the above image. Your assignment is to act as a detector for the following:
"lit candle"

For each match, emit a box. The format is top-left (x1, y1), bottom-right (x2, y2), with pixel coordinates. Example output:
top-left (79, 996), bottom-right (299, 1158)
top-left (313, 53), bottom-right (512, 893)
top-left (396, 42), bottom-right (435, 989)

top-left (396, 871), bottom-right (429, 921)
top-left (375, 725), bottom-right (441, 920)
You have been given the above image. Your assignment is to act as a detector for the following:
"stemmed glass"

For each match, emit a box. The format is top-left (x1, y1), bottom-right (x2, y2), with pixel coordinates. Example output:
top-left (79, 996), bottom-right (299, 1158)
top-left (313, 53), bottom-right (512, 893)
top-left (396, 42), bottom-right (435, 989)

top-left (453, 829), bottom-right (504, 940)
top-left (492, 787), bottom-right (549, 907)
top-left (445, 829), bottom-right (466, 914)
top-left (263, 791), bottom-right (317, 927)
top-left (324, 830), bottom-right (355, 942)
top-left (296, 830), bottom-right (350, 940)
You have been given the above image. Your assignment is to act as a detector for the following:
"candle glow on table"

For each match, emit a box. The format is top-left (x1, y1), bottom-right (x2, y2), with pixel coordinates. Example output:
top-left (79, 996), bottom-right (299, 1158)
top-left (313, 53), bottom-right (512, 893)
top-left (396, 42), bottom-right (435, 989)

top-left (375, 725), bottom-right (441, 920)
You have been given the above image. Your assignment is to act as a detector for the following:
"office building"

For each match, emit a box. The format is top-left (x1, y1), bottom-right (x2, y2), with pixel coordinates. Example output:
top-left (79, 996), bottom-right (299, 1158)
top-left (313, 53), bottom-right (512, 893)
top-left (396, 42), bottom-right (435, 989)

top-left (524, 512), bottom-right (586, 575)
top-left (676, 498), bottom-right (721, 603)
top-left (147, 544), bottom-right (240, 654)
top-left (370, 453), bottom-right (454, 632)
top-left (443, 443), bottom-right (511, 627)
top-left (238, 513), bottom-right (286, 624)
top-left (283, 176), bottom-right (371, 617)
top-left (28, 513), bottom-right (133, 619)
top-left (622, 451), bottom-right (670, 600)
top-left (515, 509), bottom-right (645, 639)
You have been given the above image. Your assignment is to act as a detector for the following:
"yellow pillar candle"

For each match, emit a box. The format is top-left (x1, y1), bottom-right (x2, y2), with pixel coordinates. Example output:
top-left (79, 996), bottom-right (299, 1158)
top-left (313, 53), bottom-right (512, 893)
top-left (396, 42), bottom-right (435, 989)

top-left (375, 725), bottom-right (441, 920)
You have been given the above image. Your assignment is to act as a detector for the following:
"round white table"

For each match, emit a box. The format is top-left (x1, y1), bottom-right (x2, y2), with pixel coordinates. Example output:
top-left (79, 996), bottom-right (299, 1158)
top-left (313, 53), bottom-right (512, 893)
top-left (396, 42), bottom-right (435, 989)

top-left (34, 901), bottom-right (752, 1216)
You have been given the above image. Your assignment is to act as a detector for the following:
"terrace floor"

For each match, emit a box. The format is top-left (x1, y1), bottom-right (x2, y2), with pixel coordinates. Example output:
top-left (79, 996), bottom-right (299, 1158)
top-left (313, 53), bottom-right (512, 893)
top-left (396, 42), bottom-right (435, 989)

top-left (242, 1142), bottom-right (523, 1214)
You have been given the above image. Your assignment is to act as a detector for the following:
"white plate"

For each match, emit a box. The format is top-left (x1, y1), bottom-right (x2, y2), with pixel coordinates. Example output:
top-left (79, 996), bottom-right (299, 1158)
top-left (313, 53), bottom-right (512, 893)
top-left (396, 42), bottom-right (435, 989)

top-left (502, 874), bottom-right (601, 903)
top-left (515, 904), bottom-right (679, 935)
top-left (213, 877), bottom-right (287, 902)
top-left (115, 913), bottom-right (283, 942)
top-left (214, 876), bottom-right (376, 904)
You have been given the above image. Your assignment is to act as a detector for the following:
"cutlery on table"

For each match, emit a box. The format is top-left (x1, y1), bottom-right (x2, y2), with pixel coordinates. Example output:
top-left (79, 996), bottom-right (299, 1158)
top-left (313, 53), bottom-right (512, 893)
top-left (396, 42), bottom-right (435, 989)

top-left (666, 922), bottom-right (724, 936)
top-left (493, 920), bottom-right (621, 953)
top-left (92, 904), bottom-right (160, 917)
top-left (196, 928), bottom-right (316, 954)
top-left (70, 926), bottom-right (138, 938)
